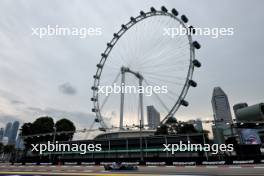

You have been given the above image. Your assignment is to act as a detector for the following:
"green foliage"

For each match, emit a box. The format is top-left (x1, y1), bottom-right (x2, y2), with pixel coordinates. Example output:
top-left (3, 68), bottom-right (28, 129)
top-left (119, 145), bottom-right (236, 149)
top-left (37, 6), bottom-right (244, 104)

top-left (33, 116), bottom-right (54, 134)
top-left (21, 117), bottom-right (54, 150)
top-left (0, 143), bottom-right (4, 153)
top-left (165, 117), bottom-right (177, 124)
top-left (177, 123), bottom-right (198, 134)
top-left (21, 123), bottom-right (35, 149)
top-left (21, 116), bottom-right (76, 150)
top-left (55, 118), bottom-right (76, 141)
top-left (3, 145), bottom-right (15, 154)
top-left (155, 124), bottom-right (168, 135)
top-left (21, 123), bottom-right (34, 136)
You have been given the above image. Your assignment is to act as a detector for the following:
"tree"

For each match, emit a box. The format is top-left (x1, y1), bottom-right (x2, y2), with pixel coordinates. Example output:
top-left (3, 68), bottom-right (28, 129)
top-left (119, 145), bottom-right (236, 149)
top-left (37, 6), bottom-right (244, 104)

top-left (166, 117), bottom-right (177, 124)
top-left (3, 145), bottom-right (15, 154)
top-left (33, 116), bottom-right (54, 134)
top-left (55, 118), bottom-right (76, 141)
top-left (21, 123), bottom-right (34, 150)
top-left (177, 123), bottom-right (198, 134)
top-left (21, 123), bottom-right (33, 136)
top-left (155, 124), bottom-right (168, 135)
top-left (0, 143), bottom-right (3, 154)
top-left (1, 145), bottom-right (15, 162)
top-left (21, 116), bottom-right (54, 150)
top-left (21, 116), bottom-right (76, 150)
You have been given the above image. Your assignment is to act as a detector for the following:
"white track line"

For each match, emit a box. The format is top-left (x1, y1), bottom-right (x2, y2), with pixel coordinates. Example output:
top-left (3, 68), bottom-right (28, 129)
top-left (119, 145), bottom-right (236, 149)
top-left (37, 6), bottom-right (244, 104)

top-left (206, 166), bottom-right (218, 168)
top-left (83, 170), bottom-right (92, 172)
top-left (185, 166), bottom-right (196, 168)
top-left (229, 166), bottom-right (241, 168)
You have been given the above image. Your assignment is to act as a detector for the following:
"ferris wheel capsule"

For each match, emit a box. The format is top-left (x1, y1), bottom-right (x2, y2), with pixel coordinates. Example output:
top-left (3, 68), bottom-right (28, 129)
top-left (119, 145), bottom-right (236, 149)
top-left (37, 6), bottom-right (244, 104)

top-left (171, 8), bottom-right (179, 16)
top-left (161, 6), bottom-right (168, 13)
top-left (193, 41), bottom-right (201, 49)
top-left (193, 59), bottom-right (201, 67)
top-left (150, 7), bottom-right (156, 13)
top-left (181, 15), bottom-right (188, 23)
top-left (140, 10), bottom-right (146, 17)
top-left (189, 80), bottom-right (197, 87)
top-left (181, 100), bottom-right (189, 107)
top-left (130, 16), bottom-right (136, 23)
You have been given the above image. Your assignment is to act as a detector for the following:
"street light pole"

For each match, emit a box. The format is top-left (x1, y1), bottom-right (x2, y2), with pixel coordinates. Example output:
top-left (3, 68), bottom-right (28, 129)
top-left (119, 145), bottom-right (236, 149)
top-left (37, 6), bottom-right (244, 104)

top-left (202, 132), bottom-right (208, 161)
top-left (139, 120), bottom-right (144, 163)
top-left (49, 126), bottom-right (56, 163)
top-left (53, 126), bottom-right (57, 144)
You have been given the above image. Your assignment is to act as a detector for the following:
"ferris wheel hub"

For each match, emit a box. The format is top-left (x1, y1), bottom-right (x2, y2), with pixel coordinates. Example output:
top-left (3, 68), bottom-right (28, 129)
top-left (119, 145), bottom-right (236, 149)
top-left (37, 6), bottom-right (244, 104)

top-left (120, 66), bottom-right (143, 80)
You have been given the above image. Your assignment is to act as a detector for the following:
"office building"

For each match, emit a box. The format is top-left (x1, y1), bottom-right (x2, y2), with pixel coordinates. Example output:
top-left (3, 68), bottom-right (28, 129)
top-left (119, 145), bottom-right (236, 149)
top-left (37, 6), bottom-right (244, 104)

top-left (147, 105), bottom-right (160, 129)
top-left (211, 87), bottom-right (233, 123)
top-left (4, 122), bottom-right (12, 138)
top-left (212, 125), bottom-right (225, 144)
top-left (9, 121), bottom-right (19, 145)
top-left (194, 119), bottom-right (203, 132)
top-left (0, 128), bottom-right (4, 141)
top-left (236, 103), bottom-right (264, 122)
top-left (233, 103), bottom-right (248, 120)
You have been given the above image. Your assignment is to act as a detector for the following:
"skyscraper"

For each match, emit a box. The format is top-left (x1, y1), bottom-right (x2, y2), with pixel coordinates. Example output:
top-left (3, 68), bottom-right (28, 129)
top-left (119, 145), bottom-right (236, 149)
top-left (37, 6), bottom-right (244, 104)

top-left (4, 122), bottom-right (12, 138)
top-left (0, 128), bottom-right (4, 141)
top-left (9, 121), bottom-right (19, 145)
top-left (147, 105), bottom-right (160, 129)
top-left (15, 135), bottom-right (24, 149)
top-left (211, 87), bottom-right (233, 123)
top-left (212, 125), bottom-right (225, 144)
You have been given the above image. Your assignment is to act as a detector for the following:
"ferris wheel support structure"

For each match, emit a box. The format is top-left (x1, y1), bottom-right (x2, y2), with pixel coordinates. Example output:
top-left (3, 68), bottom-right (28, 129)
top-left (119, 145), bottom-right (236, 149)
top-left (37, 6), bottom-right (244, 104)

top-left (119, 66), bottom-right (144, 129)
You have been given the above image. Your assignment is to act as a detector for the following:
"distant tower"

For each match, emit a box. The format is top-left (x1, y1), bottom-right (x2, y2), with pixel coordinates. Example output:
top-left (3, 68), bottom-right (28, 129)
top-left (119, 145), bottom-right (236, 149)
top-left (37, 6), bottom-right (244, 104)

top-left (0, 128), bottom-right (4, 141)
top-left (9, 121), bottom-right (19, 145)
top-left (194, 119), bottom-right (203, 132)
top-left (1, 137), bottom-right (9, 146)
top-left (15, 135), bottom-right (24, 149)
top-left (187, 119), bottom-right (203, 132)
top-left (212, 125), bottom-right (225, 144)
top-left (4, 122), bottom-right (12, 138)
top-left (211, 87), bottom-right (233, 123)
top-left (147, 106), bottom-right (160, 129)
top-left (233, 103), bottom-right (248, 120)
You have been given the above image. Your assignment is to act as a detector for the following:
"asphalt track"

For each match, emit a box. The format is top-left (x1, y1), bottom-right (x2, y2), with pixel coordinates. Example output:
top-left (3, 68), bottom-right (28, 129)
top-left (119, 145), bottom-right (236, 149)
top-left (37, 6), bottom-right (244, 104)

top-left (1, 164), bottom-right (264, 175)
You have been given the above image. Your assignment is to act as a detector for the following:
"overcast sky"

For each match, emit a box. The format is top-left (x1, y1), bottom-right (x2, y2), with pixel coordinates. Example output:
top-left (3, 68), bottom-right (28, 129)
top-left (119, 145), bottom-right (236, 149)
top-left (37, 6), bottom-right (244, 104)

top-left (0, 0), bottom-right (263, 134)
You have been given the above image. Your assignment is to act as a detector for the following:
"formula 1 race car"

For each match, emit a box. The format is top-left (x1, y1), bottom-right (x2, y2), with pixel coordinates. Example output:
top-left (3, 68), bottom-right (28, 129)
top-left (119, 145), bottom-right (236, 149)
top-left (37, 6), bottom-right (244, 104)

top-left (104, 162), bottom-right (138, 171)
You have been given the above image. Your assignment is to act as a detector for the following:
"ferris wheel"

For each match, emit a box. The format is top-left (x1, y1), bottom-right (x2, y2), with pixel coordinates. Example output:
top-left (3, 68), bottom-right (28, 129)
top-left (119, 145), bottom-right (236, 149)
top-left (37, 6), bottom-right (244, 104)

top-left (91, 6), bottom-right (201, 131)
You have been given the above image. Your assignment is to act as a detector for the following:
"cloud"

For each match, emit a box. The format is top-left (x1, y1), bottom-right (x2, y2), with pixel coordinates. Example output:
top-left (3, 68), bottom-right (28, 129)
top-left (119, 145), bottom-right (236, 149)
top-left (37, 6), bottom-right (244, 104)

top-left (58, 82), bottom-right (77, 95)
top-left (0, 89), bottom-right (24, 105)
top-left (10, 100), bottom-right (24, 105)
top-left (0, 112), bottom-right (21, 127)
